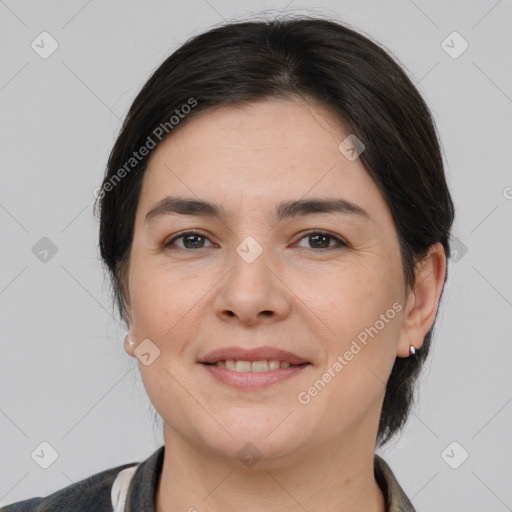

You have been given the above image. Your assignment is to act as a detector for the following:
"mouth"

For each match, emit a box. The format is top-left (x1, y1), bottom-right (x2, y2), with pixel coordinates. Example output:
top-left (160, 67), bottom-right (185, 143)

top-left (199, 345), bottom-right (310, 367)
top-left (198, 346), bottom-right (311, 388)
top-left (202, 360), bottom-right (308, 372)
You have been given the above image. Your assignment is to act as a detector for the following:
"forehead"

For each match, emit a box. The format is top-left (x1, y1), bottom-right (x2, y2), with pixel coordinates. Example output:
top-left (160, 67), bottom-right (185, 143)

top-left (137, 98), bottom-right (390, 225)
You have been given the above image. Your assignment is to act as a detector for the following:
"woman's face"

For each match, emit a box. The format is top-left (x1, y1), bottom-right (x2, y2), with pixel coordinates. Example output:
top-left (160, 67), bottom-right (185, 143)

top-left (125, 98), bottom-right (414, 464)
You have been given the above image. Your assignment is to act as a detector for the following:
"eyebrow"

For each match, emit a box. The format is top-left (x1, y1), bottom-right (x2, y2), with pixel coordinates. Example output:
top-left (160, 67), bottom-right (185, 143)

top-left (144, 196), bottom-right (370, 224)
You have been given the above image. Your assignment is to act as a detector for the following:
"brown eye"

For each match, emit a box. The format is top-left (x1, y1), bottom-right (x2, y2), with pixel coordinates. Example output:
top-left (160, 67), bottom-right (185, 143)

top-left (164, 232), bottom-right (214, 249)
top-left (295, 231), bottom-right (348, 250)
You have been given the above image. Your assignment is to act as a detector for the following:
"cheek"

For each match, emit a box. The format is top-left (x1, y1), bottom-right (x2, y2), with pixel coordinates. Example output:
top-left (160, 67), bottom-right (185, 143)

top-left (128, 263), bottom-right (201, 409)
top-left (128, 259), bottom-right (191, 337)
top-left (297, 260), bottom-right (402, 398)
top-left (329, 264), bottom-right (403, 361)
top-left (129, 269), bottom-right (169, 331)
top-left (127, 256), bottom-right (220, 356)
top-left (293, 259), bottom-right (400, 336)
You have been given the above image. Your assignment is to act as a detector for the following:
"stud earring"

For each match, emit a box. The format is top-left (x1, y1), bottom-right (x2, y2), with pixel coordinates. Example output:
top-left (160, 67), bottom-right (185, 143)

top-left (125, 334), bottom-right (135, 346)
top-left (409, 345), bottom-right (416, 356)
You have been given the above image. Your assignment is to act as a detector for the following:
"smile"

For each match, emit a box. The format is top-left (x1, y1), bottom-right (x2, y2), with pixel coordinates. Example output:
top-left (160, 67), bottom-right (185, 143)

top-left (201, 361), bottom-right (311, 389)
top-left (207, 360), bottom-right (305, 371)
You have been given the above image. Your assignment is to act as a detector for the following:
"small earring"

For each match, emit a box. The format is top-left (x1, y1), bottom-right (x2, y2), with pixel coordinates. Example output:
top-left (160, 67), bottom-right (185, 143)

top-left (409, 345), bottom-right (416, 356)
top-left (125, 334), bottom-right (135, 346)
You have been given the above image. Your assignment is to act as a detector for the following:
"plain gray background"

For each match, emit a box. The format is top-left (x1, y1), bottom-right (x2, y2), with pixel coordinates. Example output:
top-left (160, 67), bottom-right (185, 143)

top-left (1, 1), bottom-right (511, 510)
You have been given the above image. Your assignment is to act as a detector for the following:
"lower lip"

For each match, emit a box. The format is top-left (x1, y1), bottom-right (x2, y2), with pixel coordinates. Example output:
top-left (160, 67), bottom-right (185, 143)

top-left (201, 364), bottom-right (310, 389)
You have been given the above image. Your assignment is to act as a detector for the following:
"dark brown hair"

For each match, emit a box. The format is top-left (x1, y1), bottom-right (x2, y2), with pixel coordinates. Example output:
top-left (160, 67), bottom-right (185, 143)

top-left (94, 16), bottom-right (454, 447)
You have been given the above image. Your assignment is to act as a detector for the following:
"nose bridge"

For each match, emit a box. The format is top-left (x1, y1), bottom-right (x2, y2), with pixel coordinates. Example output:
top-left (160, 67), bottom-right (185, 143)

top-left (215, 235), bottom-right (290, 323)
top-left (229, 235), bottom-right (274, 302)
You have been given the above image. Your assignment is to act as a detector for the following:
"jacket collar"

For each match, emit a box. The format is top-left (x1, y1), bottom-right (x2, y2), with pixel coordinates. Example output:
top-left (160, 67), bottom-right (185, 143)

top-left (125, 446), bottom-right (416, 512)
top-left (375, 454), bottom-right (417, 511)
top-left (125, 445), bottom-right (164, 512)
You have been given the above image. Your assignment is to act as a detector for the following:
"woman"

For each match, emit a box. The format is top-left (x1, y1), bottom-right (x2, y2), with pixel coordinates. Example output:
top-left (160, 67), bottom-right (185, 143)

top-left (2, 15), bottom-right (453, 512)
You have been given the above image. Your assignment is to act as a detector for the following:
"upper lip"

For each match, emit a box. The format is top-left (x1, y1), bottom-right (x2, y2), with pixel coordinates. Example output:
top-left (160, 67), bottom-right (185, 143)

top-left (199, 346), bottom-right (309, 365)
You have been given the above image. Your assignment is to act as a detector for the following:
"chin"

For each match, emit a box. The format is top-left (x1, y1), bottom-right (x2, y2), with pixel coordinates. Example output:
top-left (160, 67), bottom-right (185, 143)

top-left (209, 436), bottom-right (302, 470)
top-left (197, 410), bottom-right (311, 466)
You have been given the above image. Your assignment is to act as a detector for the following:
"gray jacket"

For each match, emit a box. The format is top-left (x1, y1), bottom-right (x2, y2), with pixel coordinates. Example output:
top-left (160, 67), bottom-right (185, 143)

top-left (0, 446), bottom-right (416, 511)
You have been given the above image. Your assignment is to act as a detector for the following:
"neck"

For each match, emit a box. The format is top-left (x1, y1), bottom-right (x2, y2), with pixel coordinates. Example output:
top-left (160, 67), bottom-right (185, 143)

top-left (155, 428), bottom-right (386, 512)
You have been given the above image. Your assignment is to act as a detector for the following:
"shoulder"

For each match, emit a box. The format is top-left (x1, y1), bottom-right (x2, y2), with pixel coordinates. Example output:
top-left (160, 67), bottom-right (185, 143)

top-left (0, 461), bottom-right (138, 512)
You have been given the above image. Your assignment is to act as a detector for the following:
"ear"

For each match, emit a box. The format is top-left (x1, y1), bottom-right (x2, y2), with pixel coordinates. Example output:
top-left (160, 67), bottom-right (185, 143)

top-left (397, 242), bottom-right (447, 358)
top-left (119, 264), bottom-right (135, 357)
top-left (124, 333), bottom-right (136, 357)
top-left (123, 296), bottom-right (135, 357)
top-left (124, 291), bottom-right (132, 326)
top-left (117, 259), bottom-right (133, 327)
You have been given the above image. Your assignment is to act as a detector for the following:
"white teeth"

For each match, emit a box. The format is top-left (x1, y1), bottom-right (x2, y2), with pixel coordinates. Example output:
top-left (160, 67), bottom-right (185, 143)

top-left (235, 360), bottom-right (252, 372)
top-left (268, 359), bottom-right (280, 370)
top-left (214, 359), bottom-right (297, 371)
top-left (251, 360), bottom-right (268, 372)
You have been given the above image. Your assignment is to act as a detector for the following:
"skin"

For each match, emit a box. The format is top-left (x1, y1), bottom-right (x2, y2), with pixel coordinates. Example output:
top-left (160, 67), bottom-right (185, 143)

top-left (123, 97), bottom-right (446, 512)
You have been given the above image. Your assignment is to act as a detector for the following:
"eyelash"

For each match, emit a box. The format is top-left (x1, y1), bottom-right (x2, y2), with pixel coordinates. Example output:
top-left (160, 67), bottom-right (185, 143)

top-left (163, 230), bottom-right (349, 251)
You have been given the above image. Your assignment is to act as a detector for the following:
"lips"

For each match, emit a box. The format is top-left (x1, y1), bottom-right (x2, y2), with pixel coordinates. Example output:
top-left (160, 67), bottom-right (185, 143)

top-left (199, 345), bottom-right (311, 389)
top-left (198, 346), bottom-right (309, 366)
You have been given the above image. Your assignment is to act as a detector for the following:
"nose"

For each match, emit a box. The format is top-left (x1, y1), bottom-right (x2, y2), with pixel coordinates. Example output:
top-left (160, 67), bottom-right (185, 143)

top-left (214, 244), bottom-right (291, 326)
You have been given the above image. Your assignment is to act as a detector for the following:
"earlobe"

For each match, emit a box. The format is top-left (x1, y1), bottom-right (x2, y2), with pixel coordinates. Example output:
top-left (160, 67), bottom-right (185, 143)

top-left (397, 243), bottom-right (447, 358)
top-left (124, 333), bottom-right (136, 357)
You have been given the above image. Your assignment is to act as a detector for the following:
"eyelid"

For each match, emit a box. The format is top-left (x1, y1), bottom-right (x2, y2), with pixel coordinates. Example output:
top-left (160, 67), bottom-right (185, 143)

top-left (164, 230), bottom-right (216, 248)
top-left (294, 229), bottom-right (349, 249)
top-left (164, 229), bottom-right (349, 250)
